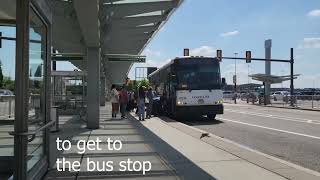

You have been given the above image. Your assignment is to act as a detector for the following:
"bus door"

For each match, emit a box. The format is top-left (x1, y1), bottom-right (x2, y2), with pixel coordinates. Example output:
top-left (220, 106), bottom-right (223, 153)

top-left (168, 73), bottom-right (177, 115)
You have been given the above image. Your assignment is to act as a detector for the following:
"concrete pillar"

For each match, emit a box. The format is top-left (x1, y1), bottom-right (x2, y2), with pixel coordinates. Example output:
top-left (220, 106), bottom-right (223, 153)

top-left (265, 39), bottom-right (272, 104)
top-left (100, 76), bottom-right (106, 106)
top-left (105, 76), bottom-right (111, 101)
top-left (86, 47), bottom-right (100, 129)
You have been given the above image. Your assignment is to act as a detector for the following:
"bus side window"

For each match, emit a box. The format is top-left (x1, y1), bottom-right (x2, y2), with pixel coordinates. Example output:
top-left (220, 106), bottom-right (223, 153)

top-left (156, 86), bottom-right (161, 96)
top-left (159, 83), bottom-right (164, 95)
top-left (165, 84), bottom-right (169, 98)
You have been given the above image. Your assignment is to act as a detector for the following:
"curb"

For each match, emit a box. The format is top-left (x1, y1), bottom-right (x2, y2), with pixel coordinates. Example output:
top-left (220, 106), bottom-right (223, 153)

top-left (260, 105), bottom-right (320, 112)
top-left (155, 116), bottom-right (320, 180)
top-left (224, 102), bottom-right (320, 112)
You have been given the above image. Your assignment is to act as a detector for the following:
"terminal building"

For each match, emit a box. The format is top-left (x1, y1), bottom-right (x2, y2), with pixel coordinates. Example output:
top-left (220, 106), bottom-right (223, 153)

top-left (0, 0), bottom-right (183, 179)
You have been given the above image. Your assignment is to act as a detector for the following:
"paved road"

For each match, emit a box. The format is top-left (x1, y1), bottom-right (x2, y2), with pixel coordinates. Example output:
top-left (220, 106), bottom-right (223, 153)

top-left (182, 104), bottom-right (320, 172)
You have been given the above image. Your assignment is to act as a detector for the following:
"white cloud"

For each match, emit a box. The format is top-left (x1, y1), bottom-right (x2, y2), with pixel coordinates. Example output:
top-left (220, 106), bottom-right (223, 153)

top-left (146, 45), bottom-right (217, 68)
top-left (298, 37), bottom-right (320, 49)
top-left (190, 46), bottom-right (215, 56)
top-left (220, 30), bottom-right (239, 37)
top-left (146, 58), bottom-right (171, 68)
top-left (142, 48), bottom-right (161, 57)
top-left (307, 9), bottom-right (320, 17)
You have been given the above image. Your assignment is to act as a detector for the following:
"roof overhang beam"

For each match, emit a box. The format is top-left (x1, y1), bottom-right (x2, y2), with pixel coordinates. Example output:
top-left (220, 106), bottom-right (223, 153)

top-left (73, 0), bottom-right (100, 47)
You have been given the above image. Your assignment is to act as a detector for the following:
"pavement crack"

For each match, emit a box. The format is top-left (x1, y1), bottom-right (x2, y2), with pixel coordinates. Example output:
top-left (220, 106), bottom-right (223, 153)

top-left (75, 130), bottom-right (92, 180)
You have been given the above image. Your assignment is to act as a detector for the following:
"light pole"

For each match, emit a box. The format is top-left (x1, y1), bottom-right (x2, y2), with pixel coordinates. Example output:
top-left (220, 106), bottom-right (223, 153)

top-left (234, 53), bottom-right (238, 104)
top-left (247, 64), bottom-right (250, 84)
top-left (281, 70), bottom-right (285, 88)
top-left (216, 47), bottom-right (294, 105)
top-left (313, 79), bottom-right (315, 89)
top-left (234, 53), bottom-right (238, 76)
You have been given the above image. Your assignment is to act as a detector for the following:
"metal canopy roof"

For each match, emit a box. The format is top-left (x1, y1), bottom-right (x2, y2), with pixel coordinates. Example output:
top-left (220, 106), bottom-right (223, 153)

top-left (0, 0), bottom-right (183, 84)
top-left (249, 74), bottom-right (300, 84)
top-left (50, 0), bottom-right (183, 84)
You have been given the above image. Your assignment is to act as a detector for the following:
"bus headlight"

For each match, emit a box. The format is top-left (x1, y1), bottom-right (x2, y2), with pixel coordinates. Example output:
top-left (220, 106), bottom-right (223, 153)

top-left (177, 97), bottom-right (187, 105)
top-left (216, 99), bottom-right (224, 104)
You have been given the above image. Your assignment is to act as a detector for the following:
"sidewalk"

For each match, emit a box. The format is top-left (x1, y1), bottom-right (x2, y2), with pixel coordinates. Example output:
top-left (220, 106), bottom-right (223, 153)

top-left (44, 104), bottom-right (320, 180)
top-left (44, 105), bottom-right (212, 180)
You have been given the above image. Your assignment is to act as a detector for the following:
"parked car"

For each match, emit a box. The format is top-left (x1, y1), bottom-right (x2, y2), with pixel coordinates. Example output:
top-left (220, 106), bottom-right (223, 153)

top-left (0, 89), bottom-right (14, 102)
top-left (223, 91), bottom-right (235, 99)
top-left (270, 91), bottom-right (289, 101)
top-left (0, 89), bottom-right (14, 96)
top-left (240, 92), bottom-right (249, 100)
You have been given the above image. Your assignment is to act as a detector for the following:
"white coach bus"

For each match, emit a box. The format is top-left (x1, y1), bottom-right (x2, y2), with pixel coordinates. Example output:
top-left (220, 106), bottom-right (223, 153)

top-left (148, 56), bottom-right (224, 120)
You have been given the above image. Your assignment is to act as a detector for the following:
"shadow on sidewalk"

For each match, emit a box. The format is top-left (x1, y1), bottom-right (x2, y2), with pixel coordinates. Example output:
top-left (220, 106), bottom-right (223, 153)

top-left (126, 114), bottom-right (217, 180)
top-left (44, 108), bottom-right (217, 180)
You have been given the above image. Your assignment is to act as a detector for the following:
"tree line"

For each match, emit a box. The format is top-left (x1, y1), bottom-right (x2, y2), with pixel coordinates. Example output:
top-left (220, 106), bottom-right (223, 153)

top-left (0, 61), bottom-right (15, 91)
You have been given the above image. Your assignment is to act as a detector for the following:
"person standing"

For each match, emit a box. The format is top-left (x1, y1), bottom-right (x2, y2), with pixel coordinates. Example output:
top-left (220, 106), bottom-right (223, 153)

top-left (134, 89), bottom-right (139, 114)
top-left (128, 91), bottom-right (135, 112)
top-left (146, 87), bottom-right (154, 119)
top-left (119, 85), bottom-right (129, 119)
top-left (138, 86), bottom-right (146, 121)
top-left (110, 85), bottom-right (119, 118)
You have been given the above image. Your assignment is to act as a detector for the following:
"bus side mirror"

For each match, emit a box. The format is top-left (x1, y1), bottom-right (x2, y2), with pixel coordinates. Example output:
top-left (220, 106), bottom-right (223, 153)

top-left (222, 77), bottom-right (226, 85)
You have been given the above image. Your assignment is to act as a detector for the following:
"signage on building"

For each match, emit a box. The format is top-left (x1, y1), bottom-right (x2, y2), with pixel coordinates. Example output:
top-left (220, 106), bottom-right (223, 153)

top-left (106, 54), bottom-right (146, 63)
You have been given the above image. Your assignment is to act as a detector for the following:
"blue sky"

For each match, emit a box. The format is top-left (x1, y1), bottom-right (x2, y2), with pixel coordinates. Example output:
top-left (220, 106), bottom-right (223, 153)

top-left (1, 0), bottom-right (319, 88)
top-left (0, 26), bottom-right (76, 79)
top-left (129, 0), bottom-right (320, 88)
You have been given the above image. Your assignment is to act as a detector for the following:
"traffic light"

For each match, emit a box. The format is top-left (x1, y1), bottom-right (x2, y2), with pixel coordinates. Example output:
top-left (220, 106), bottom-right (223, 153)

top-left (216, 50), bottom-right (222, 61)
top-left (246, 51), bottom-right (251, 63)
top-left (183, 48), bottom-right (189, 56)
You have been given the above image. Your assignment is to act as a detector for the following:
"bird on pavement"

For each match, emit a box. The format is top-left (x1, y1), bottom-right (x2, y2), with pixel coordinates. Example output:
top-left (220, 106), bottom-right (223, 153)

top-left (200, 133), bottom-right (210, 139)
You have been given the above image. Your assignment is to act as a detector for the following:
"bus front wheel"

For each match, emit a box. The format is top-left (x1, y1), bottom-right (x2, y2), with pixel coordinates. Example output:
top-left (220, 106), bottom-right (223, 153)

top-left (207, 114), bottom-right (216, 120)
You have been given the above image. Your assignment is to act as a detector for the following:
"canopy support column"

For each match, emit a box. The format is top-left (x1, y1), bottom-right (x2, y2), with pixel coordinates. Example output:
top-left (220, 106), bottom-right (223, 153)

top-left (86, 47), bottom-right (100, 129)
top-left (100, 76), bottom-right (106, 106)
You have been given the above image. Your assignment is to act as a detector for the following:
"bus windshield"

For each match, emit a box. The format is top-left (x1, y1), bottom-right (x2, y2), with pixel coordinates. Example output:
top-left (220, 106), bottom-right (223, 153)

top-left (176, 64), bottom-right (221, 90)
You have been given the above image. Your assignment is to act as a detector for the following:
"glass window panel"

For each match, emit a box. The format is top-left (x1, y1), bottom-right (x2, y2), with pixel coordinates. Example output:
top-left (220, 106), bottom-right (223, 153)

top-left (0, 1), bottom-right (16, 178)
top-left (0, 25), bottom-right (16, 178)
top-left (27, 7), bottom-right (47, 171)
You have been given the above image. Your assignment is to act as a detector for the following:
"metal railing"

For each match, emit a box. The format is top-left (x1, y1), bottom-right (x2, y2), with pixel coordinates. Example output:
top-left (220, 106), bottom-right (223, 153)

top-left (269, 95), bottom-right (320, 109)
top-left (52, 94), bottom-right (85, 109)
top-left (9, 120), bottom-right (55, 142)
top-left (52, 94), bottom-right (86, 118)
top-left (224, 94), bottom-right (320, 110)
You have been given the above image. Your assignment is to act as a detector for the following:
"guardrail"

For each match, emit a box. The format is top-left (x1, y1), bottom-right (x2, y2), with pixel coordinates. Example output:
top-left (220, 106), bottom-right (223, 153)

top-left (0, 94), bottom-right (44, 120)
top-left (0, 95), bottom-right (15, 119)
top-left (52, 95), bottom-right (85, 109)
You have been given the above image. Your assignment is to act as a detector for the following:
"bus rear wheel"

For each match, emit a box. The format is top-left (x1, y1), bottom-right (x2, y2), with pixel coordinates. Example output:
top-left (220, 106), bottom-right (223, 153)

top-left (207, 114), bottom-right (216, 120)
